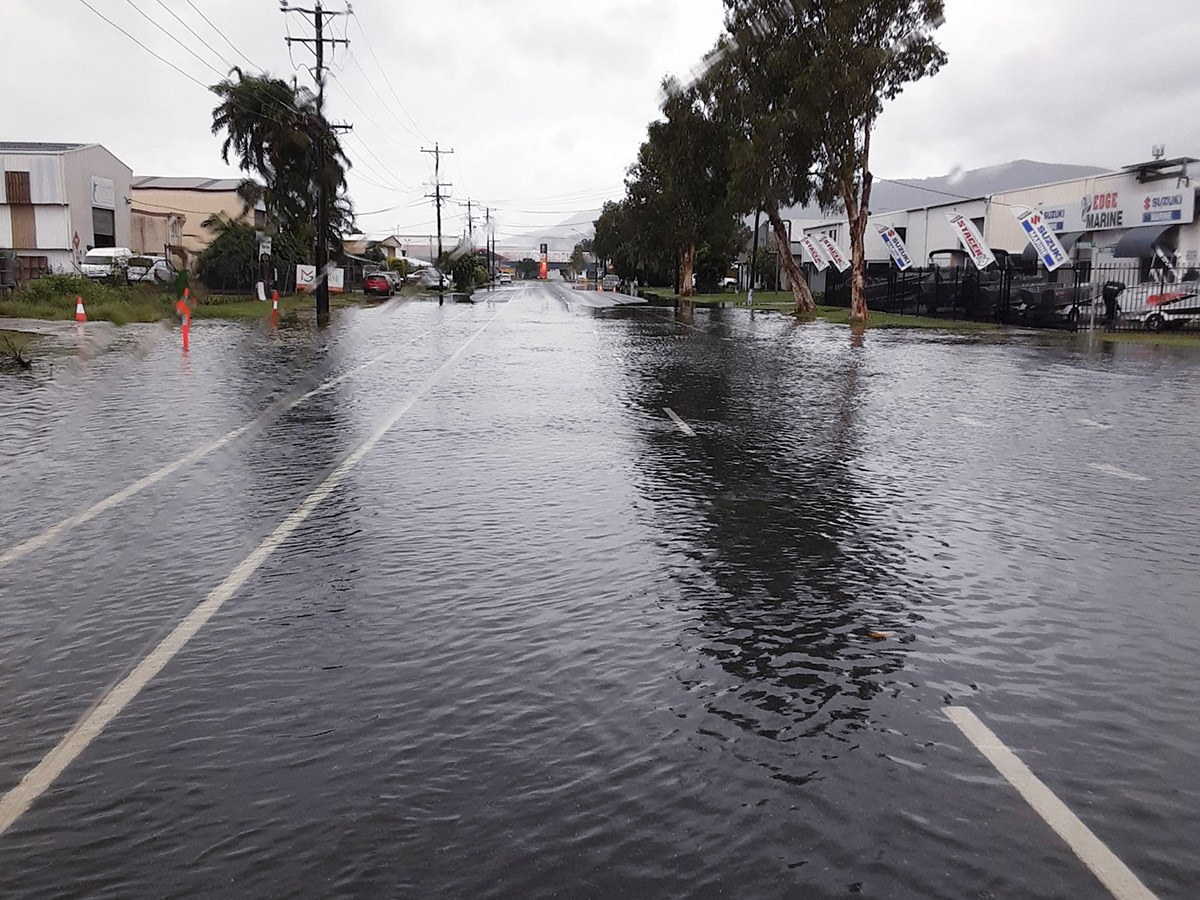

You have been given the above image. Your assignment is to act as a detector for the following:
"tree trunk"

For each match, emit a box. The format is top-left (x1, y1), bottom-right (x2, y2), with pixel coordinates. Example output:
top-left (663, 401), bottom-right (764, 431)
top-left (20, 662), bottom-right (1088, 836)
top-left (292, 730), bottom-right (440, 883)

top-left (766, 208), bottom-right (815, 314)
top-left (844, 113), bottom-right (874, 323)
top-left (848, 209), bottom-right (869, 321)
top-left (679, 243), bottom-right (695, 298)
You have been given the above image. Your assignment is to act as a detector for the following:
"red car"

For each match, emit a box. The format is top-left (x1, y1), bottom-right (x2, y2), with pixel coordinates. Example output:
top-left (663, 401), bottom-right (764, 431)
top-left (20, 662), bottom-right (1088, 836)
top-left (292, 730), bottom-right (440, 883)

top-left (363, 273), bottom-right (394, 297)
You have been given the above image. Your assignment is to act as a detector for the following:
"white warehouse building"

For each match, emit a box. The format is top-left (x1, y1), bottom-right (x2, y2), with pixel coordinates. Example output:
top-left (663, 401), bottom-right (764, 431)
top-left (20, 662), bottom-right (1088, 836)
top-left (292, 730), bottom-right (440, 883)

top-left (0, 142), bottom-right (133, 283)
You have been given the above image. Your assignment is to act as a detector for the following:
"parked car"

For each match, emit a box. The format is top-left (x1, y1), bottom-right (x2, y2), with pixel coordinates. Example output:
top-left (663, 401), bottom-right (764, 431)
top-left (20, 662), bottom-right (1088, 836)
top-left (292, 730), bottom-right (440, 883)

top-left (127, 255), bottom-right (176, 284)
top-left (363, 272), bottom-right (394, 297)
top-left (80, 247), bottom-right (132, 281)
top-left (499, 273), bottom-right (513, 285)
top-left (602, 274), bottom-right (620, 292)
top-left (409, 268), bottom-right (448, 288)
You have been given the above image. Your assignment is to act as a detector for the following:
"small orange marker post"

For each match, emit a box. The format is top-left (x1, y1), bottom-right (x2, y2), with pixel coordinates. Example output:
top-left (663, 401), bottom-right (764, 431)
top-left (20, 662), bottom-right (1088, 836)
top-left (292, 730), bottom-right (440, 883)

top-left (74, 296), bottom-right (87, 322)
top-left (176, 288), bottom-right (192, 352)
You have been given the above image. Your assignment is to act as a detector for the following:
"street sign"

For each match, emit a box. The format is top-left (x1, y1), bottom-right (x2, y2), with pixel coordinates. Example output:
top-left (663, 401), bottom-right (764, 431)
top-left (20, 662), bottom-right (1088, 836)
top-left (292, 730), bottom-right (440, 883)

top-left (1011, 205), bottom-right (1069, 272)
top-left (258, 236), bottom-right (272, 257)
top-left (799, 235), bottom-right (829, 271)
top-left (72, 231), bottom-right (80, 251)
top-left (877, 225), bottom-right (914, 271)
top-left (817, 235), bottom-right (851, 273)
top-left (945, 213), bottom-right (996, 270)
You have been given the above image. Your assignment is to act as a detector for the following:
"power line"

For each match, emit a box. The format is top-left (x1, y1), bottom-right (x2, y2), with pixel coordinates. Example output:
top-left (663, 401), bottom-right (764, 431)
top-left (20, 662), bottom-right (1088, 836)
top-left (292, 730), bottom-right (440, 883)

top-left (151, 0), bottom-right (233, 71)
top-left (347, 53), bottom-right (424, 143)
top-left (119, 0), bottom-right (226, 80)
top-left (74, 0), bottom-right (210, 90)
top-left (184, 0), bottom-right (259, 70)
top-left (349, 11), bottom-right (430, 143)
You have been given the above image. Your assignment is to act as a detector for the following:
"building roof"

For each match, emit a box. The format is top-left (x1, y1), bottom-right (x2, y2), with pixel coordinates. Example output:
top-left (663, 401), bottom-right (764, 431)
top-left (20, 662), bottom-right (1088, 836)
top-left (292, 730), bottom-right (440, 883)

top-left (132, 176), bottom-right (247, 191)
top-left (0, 141), bottom-right (89, 154)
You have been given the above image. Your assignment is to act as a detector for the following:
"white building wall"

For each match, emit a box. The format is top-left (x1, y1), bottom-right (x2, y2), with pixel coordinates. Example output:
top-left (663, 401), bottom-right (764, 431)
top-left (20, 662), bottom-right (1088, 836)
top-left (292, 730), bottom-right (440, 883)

top-left (35, 205), bottom-right (70, 250)
top-left (62, 145), bottom-right (132, 251)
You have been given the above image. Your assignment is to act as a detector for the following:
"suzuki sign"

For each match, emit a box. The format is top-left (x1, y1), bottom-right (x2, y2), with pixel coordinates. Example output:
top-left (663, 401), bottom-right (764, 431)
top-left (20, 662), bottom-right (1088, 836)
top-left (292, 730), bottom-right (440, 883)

top-left (1038, 187), bottom-right (1195, 232)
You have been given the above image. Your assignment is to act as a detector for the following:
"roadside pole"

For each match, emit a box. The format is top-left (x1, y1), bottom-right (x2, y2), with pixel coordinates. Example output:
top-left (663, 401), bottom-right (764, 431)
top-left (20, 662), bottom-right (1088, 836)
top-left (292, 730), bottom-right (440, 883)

top-left (422, 143), bottom-right (454, 300)
top-left (748, 207), bottom-right (761, 308)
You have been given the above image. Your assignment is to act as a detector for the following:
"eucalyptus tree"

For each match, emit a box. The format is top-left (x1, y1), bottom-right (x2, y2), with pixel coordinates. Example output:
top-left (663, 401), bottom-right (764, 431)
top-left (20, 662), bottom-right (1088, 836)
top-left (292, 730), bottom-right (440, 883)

top-left (721, 0), bottom-right (947, 320)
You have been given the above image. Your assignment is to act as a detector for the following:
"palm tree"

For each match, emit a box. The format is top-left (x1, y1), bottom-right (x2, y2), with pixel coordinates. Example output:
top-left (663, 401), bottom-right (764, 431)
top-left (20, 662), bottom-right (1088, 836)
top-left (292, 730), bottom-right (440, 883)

top-left (211, 69), bottom-right (353, 255)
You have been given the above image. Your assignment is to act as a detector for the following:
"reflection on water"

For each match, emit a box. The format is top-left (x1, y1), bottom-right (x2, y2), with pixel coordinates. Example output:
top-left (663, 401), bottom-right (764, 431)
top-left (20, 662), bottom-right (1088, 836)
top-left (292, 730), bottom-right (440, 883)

top-left (1, 296), bottom-right (1199, 898)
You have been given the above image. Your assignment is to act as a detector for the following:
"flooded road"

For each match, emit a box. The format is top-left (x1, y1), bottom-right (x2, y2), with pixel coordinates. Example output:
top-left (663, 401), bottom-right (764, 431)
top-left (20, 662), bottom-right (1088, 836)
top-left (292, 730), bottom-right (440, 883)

top-left (1, 282), bottom-right (1198, 899)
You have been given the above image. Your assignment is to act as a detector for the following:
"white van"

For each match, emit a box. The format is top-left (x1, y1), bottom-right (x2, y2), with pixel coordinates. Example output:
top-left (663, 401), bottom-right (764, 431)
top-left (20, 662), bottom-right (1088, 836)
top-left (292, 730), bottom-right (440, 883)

top-left (81, 247), bottom-right (133, 280)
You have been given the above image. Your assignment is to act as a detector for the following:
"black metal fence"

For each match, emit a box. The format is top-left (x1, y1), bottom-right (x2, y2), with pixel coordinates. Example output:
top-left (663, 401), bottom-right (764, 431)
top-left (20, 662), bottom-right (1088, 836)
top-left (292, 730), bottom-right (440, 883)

top-left (822, 261), bottom-right (1200, 333)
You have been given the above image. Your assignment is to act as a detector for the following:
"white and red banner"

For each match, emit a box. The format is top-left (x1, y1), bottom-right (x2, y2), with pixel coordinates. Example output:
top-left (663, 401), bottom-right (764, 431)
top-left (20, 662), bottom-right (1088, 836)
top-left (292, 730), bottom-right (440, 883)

top-left (817, 234), bottom-right (851, 273)
top-left (1012, 205), bottom-right (1070, 272)
top-left (799, 235), bottom-right (830, 271)
top-left (877, 225), bottom-right (914, 271)
top-left (945, 214), bottom-right (996, 270)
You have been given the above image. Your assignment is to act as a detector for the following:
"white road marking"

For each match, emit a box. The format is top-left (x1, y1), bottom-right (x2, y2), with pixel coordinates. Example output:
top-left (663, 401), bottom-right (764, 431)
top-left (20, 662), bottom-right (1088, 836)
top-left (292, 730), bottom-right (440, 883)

top-left (0, 307), bottom-right (475, 571)
top-left (1088, 463), bottom-right (1149, 482)
top-left (1077, 418), bottom-right (1114, 430)
top-left (0, 311), bottom-right (499, 837)
top-left (662, 407), bottom-right (696, 437)
top-left (945, 707), bottom-right (1159, 900)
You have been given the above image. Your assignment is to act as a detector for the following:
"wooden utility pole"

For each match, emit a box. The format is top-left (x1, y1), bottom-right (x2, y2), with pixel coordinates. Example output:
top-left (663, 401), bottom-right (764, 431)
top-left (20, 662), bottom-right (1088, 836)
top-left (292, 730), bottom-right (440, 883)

top-left (421, 143), bottom-right (453, 293)
top-left (283, 1), bottom-right (350, 326)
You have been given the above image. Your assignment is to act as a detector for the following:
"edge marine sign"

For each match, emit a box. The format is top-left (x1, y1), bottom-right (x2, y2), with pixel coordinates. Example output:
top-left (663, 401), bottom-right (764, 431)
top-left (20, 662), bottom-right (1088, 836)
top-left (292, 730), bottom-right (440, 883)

top-left (1039, 187), bottom-right (1195, 232)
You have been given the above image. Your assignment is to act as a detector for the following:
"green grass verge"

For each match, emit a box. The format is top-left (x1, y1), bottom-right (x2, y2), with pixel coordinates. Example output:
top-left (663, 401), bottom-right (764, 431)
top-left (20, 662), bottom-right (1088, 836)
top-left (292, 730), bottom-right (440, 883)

top-left (0, 275), bottom-right (406, 325)
top-left (1080, 330), bottom-right (1200, 347)
top-left (0, 275), bottom-right (177, 326)
top-left (663, 290), bottom-right (997, 331)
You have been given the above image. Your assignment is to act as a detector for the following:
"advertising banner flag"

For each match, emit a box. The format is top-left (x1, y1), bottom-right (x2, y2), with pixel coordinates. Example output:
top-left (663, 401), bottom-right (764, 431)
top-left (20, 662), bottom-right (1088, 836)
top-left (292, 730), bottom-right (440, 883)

top-left (799, 235), bottom-right (830, 271)
top-left (1012, 205), bottom-right (1070, 272)
top-left (817, 235), bottom-right (851, 273)
top-left (877, 225), bottom-right (914, 271)
top-left (945, 214), bottom-right (996, 270)
top-left (296, 265), bottom-right (317, 292)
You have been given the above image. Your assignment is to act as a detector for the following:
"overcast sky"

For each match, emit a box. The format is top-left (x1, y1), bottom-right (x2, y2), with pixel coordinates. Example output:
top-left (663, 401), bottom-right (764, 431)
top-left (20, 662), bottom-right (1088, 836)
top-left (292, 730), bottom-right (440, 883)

top-left (4, 0), bottom-right (1200, 241)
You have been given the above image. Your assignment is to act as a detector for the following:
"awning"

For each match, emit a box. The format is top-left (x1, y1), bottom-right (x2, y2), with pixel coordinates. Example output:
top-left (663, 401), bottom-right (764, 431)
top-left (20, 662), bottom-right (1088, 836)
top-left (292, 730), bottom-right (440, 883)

top-left (1021, 230), bottom-right (1086, 263)
top-left (1112, 224), bottom-right (1178, 259)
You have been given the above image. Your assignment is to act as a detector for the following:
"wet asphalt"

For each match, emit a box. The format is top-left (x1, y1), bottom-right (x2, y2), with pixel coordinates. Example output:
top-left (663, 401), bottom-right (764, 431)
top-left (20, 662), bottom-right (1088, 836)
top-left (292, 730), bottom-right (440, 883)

top-left (1, 280), bottom-right (1198, 899)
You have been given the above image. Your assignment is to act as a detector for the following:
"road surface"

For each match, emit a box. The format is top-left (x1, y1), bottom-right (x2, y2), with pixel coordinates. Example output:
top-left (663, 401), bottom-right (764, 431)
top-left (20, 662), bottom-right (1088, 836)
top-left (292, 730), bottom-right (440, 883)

top-left (1, 281), bottom-right (1197, 898)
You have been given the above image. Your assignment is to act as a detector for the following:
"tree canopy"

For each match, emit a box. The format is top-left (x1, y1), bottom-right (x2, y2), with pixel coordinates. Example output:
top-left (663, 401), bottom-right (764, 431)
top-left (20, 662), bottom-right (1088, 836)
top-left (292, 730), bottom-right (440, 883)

top-left (210, 69), bottom-right (354, 260)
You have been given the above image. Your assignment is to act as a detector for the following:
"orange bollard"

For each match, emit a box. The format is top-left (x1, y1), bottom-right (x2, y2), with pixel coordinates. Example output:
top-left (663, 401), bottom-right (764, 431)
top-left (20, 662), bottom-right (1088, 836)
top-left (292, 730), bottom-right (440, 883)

top-left (75, 296), bottom-right (87, 322)
top-left (175, 298), bottom-right (190, 352)
top-left (272, 290), bottom-right (279, 312)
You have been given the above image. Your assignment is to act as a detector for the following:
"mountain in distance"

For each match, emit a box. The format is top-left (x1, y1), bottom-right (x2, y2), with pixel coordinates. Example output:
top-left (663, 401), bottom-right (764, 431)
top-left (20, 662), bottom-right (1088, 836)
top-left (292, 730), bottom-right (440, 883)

top-left (502, 160), bottom-right (1111, 254)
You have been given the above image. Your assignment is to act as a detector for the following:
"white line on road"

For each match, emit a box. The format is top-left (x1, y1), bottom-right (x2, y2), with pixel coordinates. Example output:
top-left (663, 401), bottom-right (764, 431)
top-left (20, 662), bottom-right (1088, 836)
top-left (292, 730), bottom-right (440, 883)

top-left (662, 407), bottom-right (696, 437)
top-left (1088, 463), bottom-right (1149, 482)
top-left (945, 706), bottom-right (1159, 900)
top-left (1077, 418), bottom-right (1114, 430)
top-left (0, 312), bottom-right (500, 837)
top-left (0, 307), bottom-right (475, 571)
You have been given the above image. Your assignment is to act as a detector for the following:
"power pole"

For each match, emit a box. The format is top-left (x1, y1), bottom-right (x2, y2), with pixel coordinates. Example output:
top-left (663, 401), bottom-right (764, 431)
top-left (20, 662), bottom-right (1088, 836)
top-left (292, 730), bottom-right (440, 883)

top-left (421, 143), bottom-right (453, 293)
top-left (466, 199), bottom-right (474, 247)
top-left (283, 1), bottom-right (350, 327)
top-left (483, 207), bottom-right (493, 288)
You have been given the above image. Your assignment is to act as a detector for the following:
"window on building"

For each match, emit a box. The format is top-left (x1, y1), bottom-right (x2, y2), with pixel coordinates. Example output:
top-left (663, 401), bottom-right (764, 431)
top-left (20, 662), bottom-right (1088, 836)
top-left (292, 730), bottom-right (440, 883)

top-left (893, 226), bottom-right (907, 243)
top-left (254, 208), bottom-right (267, 229)
top-left (92, 207), bottom-right (116, 249)
top-left (4, 171), bottom-right (32, 205)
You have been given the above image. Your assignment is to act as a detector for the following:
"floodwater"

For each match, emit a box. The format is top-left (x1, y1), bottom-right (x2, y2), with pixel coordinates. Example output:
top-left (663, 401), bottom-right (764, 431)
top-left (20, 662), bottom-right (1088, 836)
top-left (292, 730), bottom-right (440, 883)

top-left (1, 282), bottom-right (1198, 899)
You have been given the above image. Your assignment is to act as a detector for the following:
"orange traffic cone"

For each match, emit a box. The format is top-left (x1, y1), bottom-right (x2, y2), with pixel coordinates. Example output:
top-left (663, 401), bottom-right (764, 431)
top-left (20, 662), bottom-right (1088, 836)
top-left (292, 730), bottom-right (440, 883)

top-left (75, 296), bottom-right (86, 322)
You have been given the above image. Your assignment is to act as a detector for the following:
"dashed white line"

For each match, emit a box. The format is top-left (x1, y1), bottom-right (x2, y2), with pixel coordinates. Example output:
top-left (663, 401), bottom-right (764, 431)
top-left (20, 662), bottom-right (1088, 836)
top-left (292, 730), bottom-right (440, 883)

top-left (662, 407), bottom-right (696, 437)
top-left (0, 311), bottom-right (499, 837)
top-left (945, 706), bottom-right (1159, 900)
top-left (0, 307), bottom-right (475, 571)
top-left (1077, 418), bottom-right (1114, 430)
top-left (1088, 463), bottom-right (1149, 482)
